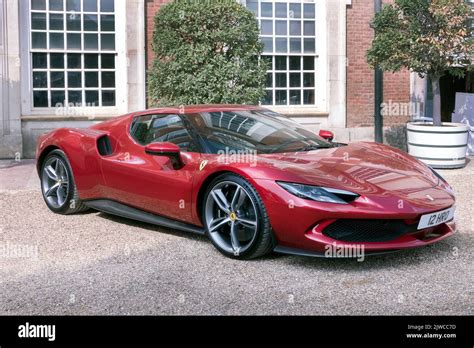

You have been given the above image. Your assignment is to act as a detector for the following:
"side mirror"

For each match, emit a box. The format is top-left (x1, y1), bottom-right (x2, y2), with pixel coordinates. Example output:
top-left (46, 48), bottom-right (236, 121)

top-left (319, 130), bottom-right (334, 142)
top-left (145, 142), bottom-right (183, 169)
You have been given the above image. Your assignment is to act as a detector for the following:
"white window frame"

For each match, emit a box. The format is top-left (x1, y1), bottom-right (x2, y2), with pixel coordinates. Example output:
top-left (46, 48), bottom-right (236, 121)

top-left (242, 0), bottom-right (327, 114)
top-left (20, 0), bottom-right (128, 117)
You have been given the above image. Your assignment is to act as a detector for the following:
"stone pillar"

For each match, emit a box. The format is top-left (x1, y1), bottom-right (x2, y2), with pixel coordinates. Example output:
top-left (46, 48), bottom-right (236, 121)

top-left (126, 0), bottom-right (146, 112)
top-left (0, 0), bottom-right (22, 159)
top-left (326, 0), bottom-right (350, 129)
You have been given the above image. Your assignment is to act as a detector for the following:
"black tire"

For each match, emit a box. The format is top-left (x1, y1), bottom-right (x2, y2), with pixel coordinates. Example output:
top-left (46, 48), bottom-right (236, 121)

top-left (40, 149), bottom-right (89, 215)
top-left (202, 173), bottom-right (275, 259)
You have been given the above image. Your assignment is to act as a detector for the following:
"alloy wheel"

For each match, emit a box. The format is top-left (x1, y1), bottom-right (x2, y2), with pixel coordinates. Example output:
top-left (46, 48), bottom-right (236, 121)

top-left (41, 156), bottom-right (70, 209)
top-left (205, 181), bottom-right (258, 256)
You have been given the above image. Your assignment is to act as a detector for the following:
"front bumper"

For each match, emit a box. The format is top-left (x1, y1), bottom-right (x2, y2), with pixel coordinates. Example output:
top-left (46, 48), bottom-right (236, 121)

top-left (307, 219), bottom-right (455, 252)
top-left (273, 220), bottom-right (456, 257)
top-left (252, 178), bottom-right (456, 255)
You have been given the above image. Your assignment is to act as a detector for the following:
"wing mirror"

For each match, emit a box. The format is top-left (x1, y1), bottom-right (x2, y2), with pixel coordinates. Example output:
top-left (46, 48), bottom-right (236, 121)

top-left (319, 130), bottom-right (334, 142)
top-left (145, 142), bottom-right (183, 169)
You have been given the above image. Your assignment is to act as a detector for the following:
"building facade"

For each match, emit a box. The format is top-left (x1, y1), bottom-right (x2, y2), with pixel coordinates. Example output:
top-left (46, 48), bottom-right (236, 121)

top-left (0, 0), bottom-right (472, 159)
top-left (1, 0), bottom-right (146, 158)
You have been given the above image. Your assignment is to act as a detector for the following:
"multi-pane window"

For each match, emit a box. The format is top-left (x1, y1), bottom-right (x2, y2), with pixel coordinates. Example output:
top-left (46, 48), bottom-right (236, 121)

top-left (29, 0), bottom-right (116, 108)
top-left (245, 0), bottom-right (317, 106)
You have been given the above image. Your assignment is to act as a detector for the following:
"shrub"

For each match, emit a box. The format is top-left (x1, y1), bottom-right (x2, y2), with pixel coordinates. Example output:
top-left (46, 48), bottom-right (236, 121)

top-left (148, 0), bottom-right (268, 106)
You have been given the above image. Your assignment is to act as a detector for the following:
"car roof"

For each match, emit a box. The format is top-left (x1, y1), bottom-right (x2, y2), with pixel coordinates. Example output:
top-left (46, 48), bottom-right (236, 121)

top-left (134, 104), bottom-right (265, 116)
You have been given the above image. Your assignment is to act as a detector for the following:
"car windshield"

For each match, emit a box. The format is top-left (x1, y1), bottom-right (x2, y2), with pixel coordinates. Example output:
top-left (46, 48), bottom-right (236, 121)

top-left (186, 109), bottom-right (334, 154)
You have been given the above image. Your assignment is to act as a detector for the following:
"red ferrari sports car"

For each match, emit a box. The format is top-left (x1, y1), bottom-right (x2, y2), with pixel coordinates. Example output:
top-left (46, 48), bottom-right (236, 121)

top-left (36, 105), bottom-right (456, 259)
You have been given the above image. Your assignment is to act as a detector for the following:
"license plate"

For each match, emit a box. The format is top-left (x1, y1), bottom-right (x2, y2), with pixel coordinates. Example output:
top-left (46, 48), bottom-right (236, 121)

top-left (418, 207), bottom-right (455, 230)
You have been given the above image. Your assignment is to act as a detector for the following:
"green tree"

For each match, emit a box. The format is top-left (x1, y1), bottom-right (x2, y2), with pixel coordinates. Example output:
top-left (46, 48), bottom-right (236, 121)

top-left (148, 0), bottom-right (267, 106)
top-left (367, 0), bottom-right (474, 126)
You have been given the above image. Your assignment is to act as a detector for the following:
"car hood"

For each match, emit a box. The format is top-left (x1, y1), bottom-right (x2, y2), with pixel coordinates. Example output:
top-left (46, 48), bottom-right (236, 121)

top-left (253, 142), bottom-right (442, 198)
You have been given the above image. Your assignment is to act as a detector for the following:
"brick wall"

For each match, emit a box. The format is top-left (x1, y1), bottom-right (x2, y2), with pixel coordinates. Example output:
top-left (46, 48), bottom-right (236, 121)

top-left (145, 0), bottom-right (170, 69)
top-left (346, 0), bottom-right (410, 127)
top-left (145, 0), bottom-right (411, 127)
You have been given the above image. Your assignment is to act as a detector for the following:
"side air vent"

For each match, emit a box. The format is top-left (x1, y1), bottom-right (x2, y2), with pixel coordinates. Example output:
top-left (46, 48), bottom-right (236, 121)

top-left (97, 135), bottom-right (113, 156)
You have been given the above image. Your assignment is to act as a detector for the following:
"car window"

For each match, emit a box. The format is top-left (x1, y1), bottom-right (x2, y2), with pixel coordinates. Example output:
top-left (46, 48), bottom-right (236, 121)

top-left (130, 114), bottom-right (197, 152)
top-left (185, 110), bottom-right (333, 154)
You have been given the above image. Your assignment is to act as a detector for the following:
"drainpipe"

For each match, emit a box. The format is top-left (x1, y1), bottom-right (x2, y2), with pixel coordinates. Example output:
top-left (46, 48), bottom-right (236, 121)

top-left (374, 0), bottom-right (383, 143)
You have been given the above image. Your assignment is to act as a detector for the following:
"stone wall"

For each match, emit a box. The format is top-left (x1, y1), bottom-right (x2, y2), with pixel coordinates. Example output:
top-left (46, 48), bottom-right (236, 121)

top-left (0, 0), bottom-right (22, 159)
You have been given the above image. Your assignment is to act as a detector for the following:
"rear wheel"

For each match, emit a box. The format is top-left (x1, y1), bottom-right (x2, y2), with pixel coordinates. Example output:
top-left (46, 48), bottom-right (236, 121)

top-left (202, 174), bottom-right (274, 259)
top-left (40, 149), bottom-right (89, 214)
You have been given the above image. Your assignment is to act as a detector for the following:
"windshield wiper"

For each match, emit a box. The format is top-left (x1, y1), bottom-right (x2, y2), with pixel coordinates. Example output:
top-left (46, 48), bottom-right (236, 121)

top-left (295, 145), bottom-right (332, 152)
top-left (269, 138), bottom-right (330, 153)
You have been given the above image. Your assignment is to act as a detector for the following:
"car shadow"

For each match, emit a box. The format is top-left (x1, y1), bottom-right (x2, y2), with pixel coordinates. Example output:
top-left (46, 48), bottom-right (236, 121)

top-left (91, 209), bottom-right (466, 269)
top-left (95, 211), bottom-right (208, 242)
top-left (276, 233), bottom-right (465, 271)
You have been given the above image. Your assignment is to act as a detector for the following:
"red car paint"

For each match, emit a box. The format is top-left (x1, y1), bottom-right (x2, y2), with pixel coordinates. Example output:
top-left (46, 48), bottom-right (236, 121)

top-left (36, 105), bottom-right (456, 255)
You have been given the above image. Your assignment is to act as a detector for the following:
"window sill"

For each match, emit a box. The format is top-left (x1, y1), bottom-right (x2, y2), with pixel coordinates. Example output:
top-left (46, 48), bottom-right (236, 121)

top-left (20, 114), bottom-right (120, 122)
top-left (263, 106), bottom-right (329, 117)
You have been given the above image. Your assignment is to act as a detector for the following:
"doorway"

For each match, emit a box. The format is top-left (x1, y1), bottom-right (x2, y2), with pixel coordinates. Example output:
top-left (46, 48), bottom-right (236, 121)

top-left (426, 71), bottom-right (474, 121)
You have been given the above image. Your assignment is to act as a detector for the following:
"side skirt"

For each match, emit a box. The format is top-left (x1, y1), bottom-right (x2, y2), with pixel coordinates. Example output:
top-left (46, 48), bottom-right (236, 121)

top-left (273, 246), bottom-right (401, 258)
top-left (83, 199), bottom-right (206, 236)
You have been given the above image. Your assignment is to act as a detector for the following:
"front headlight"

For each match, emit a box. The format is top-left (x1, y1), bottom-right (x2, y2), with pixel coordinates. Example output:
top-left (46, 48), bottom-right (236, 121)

top-left (277, 182), bottom-right (359, 204)
top-left (428, 166), bottom-right (446, 184)
top-left (428, 166), bottom-right (454, 193)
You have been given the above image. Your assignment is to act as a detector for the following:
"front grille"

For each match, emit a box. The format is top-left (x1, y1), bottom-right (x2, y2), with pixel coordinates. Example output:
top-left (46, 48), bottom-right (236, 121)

top-left (322, 219), bottom-right (418, 242)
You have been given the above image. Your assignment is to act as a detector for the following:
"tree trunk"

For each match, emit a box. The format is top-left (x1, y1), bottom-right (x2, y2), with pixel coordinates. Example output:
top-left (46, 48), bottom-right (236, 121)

top-left (431, 75), bottom-right (442, 126)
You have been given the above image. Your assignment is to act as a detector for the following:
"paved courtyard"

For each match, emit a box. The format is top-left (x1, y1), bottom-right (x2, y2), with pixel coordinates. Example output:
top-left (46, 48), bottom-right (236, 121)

top-left (0, 158), bottom-right (472, 315)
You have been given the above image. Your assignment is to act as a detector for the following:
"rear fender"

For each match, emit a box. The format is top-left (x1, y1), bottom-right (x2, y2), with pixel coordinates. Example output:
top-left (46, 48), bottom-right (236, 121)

top-left (36, 128), bottom-right (109, 199)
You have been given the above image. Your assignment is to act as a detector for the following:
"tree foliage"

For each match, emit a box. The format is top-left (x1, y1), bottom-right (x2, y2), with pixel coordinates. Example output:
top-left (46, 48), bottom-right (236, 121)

top-left (366, 0), bottom-right (474, 125)
top-left (147, 0), bottom-right (268, 106)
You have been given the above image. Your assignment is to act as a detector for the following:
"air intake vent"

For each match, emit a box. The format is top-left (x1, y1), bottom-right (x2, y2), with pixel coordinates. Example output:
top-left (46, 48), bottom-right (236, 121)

top-left (97, 135), bottom-right (113, 156)
top-left (323, 219), bottom-right (418, 242)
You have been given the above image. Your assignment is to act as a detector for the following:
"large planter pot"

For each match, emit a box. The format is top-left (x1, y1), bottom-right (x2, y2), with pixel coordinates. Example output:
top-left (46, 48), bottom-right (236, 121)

top-left (407, 122), bottom-right (470, 169)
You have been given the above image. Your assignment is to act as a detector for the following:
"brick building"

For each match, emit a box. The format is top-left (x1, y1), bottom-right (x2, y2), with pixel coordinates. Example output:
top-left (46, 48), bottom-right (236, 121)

top-left (1, 0), bottom-right (473, 158)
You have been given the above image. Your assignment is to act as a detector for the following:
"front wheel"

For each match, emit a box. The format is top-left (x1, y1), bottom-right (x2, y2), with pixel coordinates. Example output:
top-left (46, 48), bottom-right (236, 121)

top-left (40, 149), bottom-right (89, 215)
top-left (202, 174), bottom-right (274, 259)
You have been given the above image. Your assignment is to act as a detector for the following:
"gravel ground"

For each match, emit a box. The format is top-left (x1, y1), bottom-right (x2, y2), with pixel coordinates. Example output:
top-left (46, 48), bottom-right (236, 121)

top-left (0, 159), bottom-right (473, 315)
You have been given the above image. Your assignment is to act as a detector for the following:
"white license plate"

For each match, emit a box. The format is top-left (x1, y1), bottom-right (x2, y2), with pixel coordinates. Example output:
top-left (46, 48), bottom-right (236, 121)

top-left (418, 207), bottom-right (455, 230)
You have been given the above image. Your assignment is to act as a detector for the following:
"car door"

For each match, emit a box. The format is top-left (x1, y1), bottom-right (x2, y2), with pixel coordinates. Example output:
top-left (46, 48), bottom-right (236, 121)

top-left (99, 113), bottom-right (202, 224)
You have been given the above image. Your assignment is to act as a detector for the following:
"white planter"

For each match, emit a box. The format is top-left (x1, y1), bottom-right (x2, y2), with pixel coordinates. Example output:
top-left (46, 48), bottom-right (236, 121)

top-left (407, 122), bottom-right (470, 169)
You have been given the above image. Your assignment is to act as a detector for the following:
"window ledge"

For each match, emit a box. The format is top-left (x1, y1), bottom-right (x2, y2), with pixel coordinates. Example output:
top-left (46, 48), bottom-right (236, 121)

top-left (21, 115), bottom-right (119, 122)
top-left (263, 106), bottom-right (329, 117)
